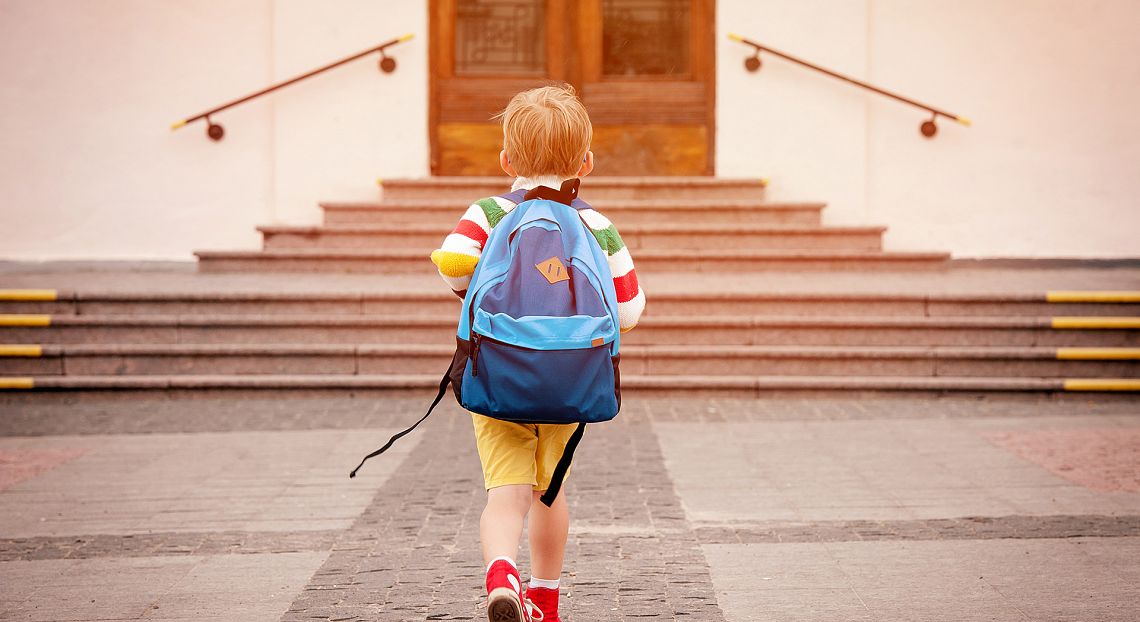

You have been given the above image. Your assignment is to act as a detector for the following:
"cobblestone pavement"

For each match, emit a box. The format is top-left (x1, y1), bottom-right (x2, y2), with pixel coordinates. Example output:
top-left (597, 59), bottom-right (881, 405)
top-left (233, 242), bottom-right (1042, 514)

top-left (0, 395), bottom-right (1138, 621)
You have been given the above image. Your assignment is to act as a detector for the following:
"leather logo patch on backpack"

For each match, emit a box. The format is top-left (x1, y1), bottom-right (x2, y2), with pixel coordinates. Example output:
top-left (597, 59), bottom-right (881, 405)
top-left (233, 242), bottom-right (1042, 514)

top-left (535, 256), bottom-right (570, 285)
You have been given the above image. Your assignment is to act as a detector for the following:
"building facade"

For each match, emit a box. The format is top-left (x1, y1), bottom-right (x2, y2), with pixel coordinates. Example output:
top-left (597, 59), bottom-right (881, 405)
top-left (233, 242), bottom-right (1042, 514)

top-left (1, 0), bottom-right (1137, 261)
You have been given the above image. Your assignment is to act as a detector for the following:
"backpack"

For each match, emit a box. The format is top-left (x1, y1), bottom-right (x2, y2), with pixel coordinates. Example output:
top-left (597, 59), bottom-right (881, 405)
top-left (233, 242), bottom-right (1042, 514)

top-left (351, 178), bottom-right (622, 507)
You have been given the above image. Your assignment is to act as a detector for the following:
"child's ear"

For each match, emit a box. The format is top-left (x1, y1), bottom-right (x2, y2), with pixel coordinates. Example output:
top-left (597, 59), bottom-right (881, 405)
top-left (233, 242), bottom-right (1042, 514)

top-left (576, 151), bottom-right (594, 178)
top-left (500, 150), bottom-right (516, 177)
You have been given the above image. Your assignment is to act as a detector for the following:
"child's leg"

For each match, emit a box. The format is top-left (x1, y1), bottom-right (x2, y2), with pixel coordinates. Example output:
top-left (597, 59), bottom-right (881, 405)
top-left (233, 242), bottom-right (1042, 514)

top-left (480, 483), bottom-right (534, 565)
top-left (528, 487), bottom-right (569, 579)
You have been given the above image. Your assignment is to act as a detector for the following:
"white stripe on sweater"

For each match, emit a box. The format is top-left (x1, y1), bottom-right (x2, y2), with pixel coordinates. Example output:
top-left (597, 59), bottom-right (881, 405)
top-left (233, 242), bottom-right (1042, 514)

top-left (607, 246), bottom-right (635, 279)
top-left (618, 288), bottom-right (646, 330)
top-left (578, 208), bottom-right (612, 230)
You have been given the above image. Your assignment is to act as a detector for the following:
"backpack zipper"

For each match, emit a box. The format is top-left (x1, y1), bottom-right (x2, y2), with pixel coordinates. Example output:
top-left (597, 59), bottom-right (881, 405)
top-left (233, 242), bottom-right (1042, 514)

top-left (470, 333), bottom-right (481, 377)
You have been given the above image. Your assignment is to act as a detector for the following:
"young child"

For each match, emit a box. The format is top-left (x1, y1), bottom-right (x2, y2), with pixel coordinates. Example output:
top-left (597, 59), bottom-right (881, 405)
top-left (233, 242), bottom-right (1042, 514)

top-left (430, 84), bottom-right (646, 622)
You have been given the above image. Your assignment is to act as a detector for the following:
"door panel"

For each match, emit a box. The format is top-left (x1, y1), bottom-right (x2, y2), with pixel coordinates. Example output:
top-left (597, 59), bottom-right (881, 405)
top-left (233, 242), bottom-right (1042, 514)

top-left (430, 0), bottom-right (714, 176)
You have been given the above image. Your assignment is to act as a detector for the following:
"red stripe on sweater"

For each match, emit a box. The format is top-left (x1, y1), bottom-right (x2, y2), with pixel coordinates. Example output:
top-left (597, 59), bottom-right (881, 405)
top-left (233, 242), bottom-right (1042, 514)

top-left (613, 270), bottom-right (639, 303)
top-left (452, 219), bottom-right (488, 246)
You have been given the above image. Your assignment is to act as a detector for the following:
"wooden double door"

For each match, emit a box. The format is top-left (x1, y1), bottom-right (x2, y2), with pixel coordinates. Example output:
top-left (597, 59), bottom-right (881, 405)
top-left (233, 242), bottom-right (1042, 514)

top-left (430, 0), bottom-right (715, 176)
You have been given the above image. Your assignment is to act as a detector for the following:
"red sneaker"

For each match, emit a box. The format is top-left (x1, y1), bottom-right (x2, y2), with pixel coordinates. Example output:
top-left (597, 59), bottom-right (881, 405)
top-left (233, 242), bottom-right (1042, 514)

top-left (524, 586), bottom-right (560, 622)
top-left (485, 560), bottom-right (544, 621)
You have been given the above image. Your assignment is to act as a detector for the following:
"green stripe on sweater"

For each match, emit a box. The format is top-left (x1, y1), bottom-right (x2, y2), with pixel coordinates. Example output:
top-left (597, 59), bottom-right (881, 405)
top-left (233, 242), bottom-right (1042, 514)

top-left (591, 224), bottom-right (626, 256)
top-left (476, 198), bottom-right (507, 228)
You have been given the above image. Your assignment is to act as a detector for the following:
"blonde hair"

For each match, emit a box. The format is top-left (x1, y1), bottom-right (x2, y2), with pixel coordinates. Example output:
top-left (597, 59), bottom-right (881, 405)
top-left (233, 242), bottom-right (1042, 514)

top-left (496, 84), bottom-right (592, 178)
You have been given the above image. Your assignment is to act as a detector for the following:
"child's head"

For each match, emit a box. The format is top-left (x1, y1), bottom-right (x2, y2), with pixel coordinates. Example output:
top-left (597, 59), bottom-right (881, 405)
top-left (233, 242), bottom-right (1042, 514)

top-left (497, 84), bottom-right (594, 179)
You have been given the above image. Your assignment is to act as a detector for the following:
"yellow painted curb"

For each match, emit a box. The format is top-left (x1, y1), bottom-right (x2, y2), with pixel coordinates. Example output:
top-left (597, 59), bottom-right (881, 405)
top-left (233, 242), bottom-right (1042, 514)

top-left (1047, 291), bottom-right (1140, 303)
top-left (1057, 347), bottom-right (1140, 360)
top-left (1064, 378), bottom-right (1140, 391)
top-left (1051, 317), bottom-right (1140, 329)
top-left (0, 314), bottom-right (51, 327)
top-left (0, 289), bottom-right (57, 301)
top-left (0, 377), bottom-right (34, 389)
top-left (0, 345), bottom-right (42, 357)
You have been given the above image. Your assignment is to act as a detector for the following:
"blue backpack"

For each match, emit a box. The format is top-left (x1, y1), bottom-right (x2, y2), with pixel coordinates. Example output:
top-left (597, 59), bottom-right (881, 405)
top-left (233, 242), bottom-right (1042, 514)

top-left (351, 179), bottom-right (622, 506)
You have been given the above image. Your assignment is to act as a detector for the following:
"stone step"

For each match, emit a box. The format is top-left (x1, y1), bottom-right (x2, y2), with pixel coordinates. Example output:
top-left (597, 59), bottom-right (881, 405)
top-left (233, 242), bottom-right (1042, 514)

top-left (3, 373), bottom-right (1138, 396)
top-left (3, 314), bottom-right (1137, 346)
top-left (258, 224), bottom-right (885, 252)
top-left (194, 249), bottom-right (951, 273)
top-left (321, 200), bottom-right (823, 227)
top-left (5, 290), bottom-right (1138, 317)
top-left (378, 176), bottom-right (770, 201)
top-left (3, 344), bottom-right (1136, 378)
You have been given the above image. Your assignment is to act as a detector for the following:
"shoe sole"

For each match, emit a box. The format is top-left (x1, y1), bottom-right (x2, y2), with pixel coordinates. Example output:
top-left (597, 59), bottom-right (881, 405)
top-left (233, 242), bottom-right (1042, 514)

top-left (488, 587), bottom-right (524, 622)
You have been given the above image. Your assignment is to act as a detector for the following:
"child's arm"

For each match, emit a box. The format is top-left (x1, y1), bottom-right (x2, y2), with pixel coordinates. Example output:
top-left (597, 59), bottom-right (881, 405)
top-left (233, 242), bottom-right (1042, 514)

top-left (582, 211), bottom-right (646, 332)
top-left (430, 198), bottom-right (501, 298)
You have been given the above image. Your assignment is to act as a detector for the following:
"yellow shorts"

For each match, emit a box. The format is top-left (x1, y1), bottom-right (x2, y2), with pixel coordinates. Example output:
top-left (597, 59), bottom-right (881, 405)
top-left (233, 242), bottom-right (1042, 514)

top-left (470, 412), bottom-right (579, 491)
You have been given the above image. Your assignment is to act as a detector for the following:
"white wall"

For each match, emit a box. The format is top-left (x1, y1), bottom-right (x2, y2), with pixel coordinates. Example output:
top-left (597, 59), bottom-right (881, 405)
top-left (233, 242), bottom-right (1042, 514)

top-left (270, 0), bottom-right (427, 226)
top-left (865, 0), bottom-right (1140, 257)
top-left (0, 0), bottom-right (427, 261)
top-left (716, 0), bottom-right (871, 226)
top-left (717, 0), bottom-right (1140, 257)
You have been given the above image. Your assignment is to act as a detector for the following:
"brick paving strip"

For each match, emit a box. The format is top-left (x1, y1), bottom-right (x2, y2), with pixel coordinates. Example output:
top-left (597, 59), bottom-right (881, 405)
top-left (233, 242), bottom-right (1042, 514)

top-left (279, 403), bottom-right (726, 622)
top-left (5, 514), bottom-right (1136, 564)
top-left (0, 530), bottom-right (341, 562)
top-left (694, 514), bottom-right (1140, 545)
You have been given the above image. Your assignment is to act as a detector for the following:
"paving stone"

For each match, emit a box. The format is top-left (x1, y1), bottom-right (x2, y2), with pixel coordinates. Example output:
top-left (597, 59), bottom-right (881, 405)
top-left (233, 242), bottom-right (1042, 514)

top-left (703, 538), bottom-right (1140, 622)
top-left (655, 415), bottom-right (1140, 523)
top-left (0, 552), bottom-right (326, 621)
top-left (0, 429), bottom-right (418, 538)
top-left (983, 427), bottom-right (1140, 492)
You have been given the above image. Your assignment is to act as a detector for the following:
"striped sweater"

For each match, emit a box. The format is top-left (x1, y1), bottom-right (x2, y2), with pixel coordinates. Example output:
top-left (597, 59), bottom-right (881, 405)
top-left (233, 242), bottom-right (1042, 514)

top-left (430, 176), bottom-right (646, 332)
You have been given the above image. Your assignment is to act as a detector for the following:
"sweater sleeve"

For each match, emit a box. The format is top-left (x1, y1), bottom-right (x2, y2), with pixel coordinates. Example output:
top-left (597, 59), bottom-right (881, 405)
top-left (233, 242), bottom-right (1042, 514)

top-left (580, 209), bottom-right (646, 332)
top-left (430, 198), bottom-right (502, 296)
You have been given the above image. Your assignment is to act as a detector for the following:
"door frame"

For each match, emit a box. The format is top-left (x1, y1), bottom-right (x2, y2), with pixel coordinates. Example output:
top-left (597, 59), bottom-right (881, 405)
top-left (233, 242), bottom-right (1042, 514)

top-left (429, 0), bottom-right (715, 175)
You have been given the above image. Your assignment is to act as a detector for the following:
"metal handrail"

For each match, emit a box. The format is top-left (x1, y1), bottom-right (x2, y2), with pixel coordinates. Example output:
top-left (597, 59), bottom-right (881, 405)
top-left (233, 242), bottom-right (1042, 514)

top-left (171, 34), bottom-right (413, 141)
top-left (728, 33), bottom-right (970, 138)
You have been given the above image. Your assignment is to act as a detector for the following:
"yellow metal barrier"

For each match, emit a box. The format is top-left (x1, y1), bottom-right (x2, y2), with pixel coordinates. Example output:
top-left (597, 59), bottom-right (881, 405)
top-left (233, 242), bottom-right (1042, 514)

top-left (1056, 348), bottom-right (1140, 360)
top-left (0, 377), bottom-right (34, 389)
top-left (1064, 379), bottom-right (1140, 391)
top-left (1051, 317), bottom-right (1140, 329)
top-left (1046, 291), bottom-right (1140, 303)
top-left (0, 289), bottom-right (57, 301)
top-left (0, 345), bottom-right (43, 357)
top-left (0, 315), bottom-right (52, 327)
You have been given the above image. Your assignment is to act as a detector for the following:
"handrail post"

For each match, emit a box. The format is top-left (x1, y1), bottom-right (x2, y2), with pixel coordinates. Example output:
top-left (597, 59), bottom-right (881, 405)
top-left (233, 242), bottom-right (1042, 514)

top-left (172, 34), bottom-right (414, 142)
top-left (728, 33), bottom-right (970, 139)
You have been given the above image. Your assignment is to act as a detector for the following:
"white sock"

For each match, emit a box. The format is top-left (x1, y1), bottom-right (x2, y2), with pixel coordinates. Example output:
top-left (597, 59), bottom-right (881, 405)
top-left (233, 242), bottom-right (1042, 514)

top-left (486, 556), bottom-right (517, 575)
top-left (528, 577), bottom-right (560, 590)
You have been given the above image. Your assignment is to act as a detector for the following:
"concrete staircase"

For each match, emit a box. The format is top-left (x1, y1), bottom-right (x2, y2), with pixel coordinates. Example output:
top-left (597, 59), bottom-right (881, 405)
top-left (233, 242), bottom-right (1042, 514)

top-left (2, 176), bottom-right (1138, 396)
top-left (196, 177), bottom-right (951, 273)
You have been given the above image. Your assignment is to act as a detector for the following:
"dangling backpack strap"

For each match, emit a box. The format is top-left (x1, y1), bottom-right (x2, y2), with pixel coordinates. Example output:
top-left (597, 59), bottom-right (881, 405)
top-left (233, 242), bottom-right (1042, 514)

top-left (539, 421), bottom-right (586, 507)
top-left (349, 366), bottom-right (451, 478)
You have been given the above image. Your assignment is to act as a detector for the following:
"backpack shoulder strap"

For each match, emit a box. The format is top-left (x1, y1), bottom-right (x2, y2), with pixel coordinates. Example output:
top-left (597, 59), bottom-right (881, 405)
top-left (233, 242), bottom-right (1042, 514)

top-left (496, 188), bottom-right (529, 205)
